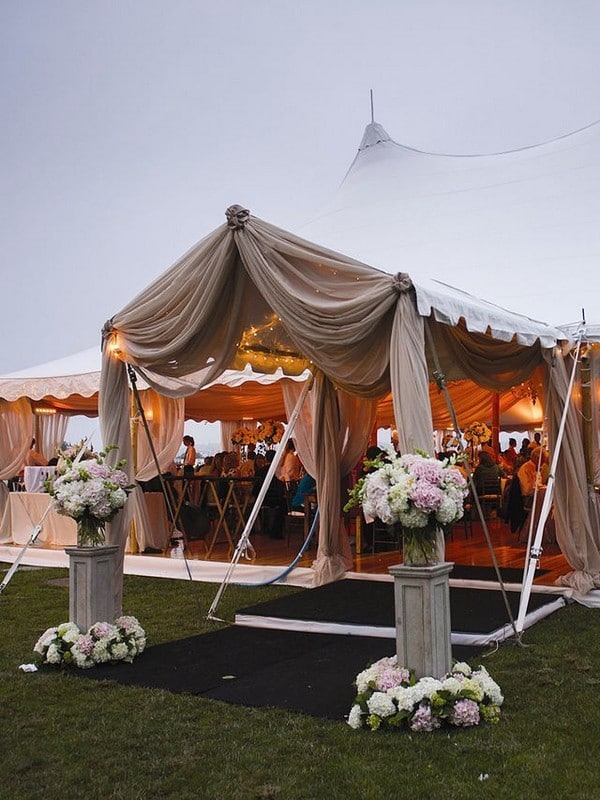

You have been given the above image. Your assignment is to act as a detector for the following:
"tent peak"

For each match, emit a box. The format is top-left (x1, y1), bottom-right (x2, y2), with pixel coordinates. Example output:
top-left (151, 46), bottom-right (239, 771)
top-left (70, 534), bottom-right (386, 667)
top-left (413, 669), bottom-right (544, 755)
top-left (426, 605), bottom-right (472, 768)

top-left (358, 121), bottom-right (393, 151)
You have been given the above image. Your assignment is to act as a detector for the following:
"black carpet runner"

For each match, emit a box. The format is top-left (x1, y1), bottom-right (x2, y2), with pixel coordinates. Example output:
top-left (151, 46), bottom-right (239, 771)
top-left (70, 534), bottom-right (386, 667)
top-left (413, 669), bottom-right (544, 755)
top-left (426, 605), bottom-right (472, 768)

top-left (78, 579), bottom-right (563, 720)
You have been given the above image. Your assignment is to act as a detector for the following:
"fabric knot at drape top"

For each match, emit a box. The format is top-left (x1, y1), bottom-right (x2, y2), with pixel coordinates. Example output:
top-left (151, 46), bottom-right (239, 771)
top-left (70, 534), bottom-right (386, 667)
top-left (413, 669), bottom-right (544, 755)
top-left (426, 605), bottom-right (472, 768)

top-left (101, 318), bottom-right (115, 345)
top-left (392, 272), bottom-right (413, 293)
top-left (226, 204), bottom-right (251, 230)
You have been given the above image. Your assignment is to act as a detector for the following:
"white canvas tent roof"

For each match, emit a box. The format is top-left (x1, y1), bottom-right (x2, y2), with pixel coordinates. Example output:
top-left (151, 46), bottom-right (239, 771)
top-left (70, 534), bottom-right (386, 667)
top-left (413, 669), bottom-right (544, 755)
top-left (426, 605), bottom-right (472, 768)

top-left (301, 119), bottom-right (600, 328)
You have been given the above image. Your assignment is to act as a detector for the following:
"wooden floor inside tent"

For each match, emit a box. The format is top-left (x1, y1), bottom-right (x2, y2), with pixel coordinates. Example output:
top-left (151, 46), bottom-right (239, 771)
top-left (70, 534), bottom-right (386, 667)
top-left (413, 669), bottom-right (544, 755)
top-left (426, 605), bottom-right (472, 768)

top-left (180, 517), bottom-right (570, 587)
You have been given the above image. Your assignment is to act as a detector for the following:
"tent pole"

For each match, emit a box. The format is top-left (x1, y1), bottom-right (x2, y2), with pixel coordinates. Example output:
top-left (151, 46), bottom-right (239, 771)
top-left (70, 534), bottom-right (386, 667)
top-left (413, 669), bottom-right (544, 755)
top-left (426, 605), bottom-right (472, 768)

top-left (424, 319), bottom-right (519, 640)
top-left (516, 331), bottom-right (584, 633)
top-left (206, 373), bottom-right (314, 621)
top-left (580, 344), bottom-right (593, 483)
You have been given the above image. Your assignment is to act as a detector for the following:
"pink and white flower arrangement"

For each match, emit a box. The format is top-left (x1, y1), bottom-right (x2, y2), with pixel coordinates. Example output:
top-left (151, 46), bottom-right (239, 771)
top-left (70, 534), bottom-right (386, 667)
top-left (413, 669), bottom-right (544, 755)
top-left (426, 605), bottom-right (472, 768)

top-left (347, 450), bottom-right (468, 534)
top-left (45, 445), bottom-right (132, 546)
top-left (34, 615), bottom-right (146, 669)
top-left (347, 656), bottom-right (503, 732)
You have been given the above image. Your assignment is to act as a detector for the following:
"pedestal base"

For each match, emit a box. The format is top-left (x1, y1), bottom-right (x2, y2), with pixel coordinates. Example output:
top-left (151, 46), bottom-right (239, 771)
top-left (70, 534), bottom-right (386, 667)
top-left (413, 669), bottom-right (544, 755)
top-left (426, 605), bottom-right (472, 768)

top-left (65, 545), bottom-right (120, 632)
top-left (388, 561), bottom-right (454, 679)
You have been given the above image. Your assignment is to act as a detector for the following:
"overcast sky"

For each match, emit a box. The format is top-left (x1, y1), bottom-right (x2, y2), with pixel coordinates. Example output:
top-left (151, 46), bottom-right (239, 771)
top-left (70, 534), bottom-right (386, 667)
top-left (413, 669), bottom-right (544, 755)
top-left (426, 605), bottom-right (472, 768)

top-left (2, 0), bottom-right (600, 377)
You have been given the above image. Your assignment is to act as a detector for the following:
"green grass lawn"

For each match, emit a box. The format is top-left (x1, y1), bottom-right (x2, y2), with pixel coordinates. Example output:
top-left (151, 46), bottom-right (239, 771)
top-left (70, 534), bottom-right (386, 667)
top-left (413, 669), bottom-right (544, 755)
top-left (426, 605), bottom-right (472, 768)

top-left (1, 563), bottom-right (599, 800)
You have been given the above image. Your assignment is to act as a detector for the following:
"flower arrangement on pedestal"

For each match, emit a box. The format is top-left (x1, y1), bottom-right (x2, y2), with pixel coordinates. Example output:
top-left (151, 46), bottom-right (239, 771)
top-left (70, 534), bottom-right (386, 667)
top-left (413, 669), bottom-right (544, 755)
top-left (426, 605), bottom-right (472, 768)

top-left (347, 656), bottom-right (503, 732)
top-left (33, 616), bottom-right (146, 669)
top-left (44, 445), bottom-right (132, 546)
top-left (344, 449), bottom-right (468, 565)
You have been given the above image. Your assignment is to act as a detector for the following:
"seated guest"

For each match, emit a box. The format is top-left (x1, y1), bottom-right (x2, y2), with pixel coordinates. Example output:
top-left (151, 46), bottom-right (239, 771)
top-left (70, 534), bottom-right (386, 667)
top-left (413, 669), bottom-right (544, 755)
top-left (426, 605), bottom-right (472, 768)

top-left (253, 450), bottom-right (287, 538)
top-left (518, 447), bottom-right (549, 501)
top-left (197, 455), bottom-right (216, 476)
top-left (277, 439), bottom-right (302, 482)
top-left (239, 451), bottom-right (256, 478)
top-left (24, 438), bottom-right (47, 467)
top-left (473, 451), bottom-right (502, 494)
top-left (480, 437), bottom-right (499, 463)
top-left (291, 473), bottom-right (316, 511)
top-left (501, 438), bottom-right (518, 473)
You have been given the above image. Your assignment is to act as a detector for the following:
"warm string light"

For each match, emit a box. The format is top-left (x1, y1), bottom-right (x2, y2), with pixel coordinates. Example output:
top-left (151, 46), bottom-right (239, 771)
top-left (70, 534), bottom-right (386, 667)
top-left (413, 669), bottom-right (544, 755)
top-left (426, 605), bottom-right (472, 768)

top-left (33, 407), bottom-right (57, 415)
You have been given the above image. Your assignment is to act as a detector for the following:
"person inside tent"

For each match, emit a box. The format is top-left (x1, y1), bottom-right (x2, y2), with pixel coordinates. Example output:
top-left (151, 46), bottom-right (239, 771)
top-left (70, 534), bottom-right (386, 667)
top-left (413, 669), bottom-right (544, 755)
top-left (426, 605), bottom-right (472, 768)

top-left (517, 446), bottom-right (550, 506)
top-left (24, 438), bottom-right (47, 467)
top-left (500, 437), bottom-right (518, 474)
top-left (182, 435), bottom-right (197, 478)
top-left (277, 439), bottom-right (302, 483)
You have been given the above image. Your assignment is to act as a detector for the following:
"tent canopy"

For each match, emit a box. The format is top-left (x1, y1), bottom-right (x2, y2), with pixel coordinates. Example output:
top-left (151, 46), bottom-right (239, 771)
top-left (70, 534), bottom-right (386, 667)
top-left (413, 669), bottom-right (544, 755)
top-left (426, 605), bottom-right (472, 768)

top-left (98, 207), bottom-right (575, 598)
top-left (301, 120), bottom-right (600, 328)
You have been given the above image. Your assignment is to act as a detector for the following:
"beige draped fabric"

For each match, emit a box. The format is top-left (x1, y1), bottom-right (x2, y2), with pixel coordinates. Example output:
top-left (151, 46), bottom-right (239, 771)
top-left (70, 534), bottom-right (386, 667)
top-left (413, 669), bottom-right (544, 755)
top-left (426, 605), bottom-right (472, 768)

top-left (98, 208), bottom-right (567, 610)
top-left (548, 347), bottom-right (600, 593)
top-left (281, 375), bottom-right (377, 584)
top-left (0, 398), bottom-right (34, 531)
top-left (135, 391), bottom-right (184, 482)
top-left (34, 412), bottom-right (69, 463)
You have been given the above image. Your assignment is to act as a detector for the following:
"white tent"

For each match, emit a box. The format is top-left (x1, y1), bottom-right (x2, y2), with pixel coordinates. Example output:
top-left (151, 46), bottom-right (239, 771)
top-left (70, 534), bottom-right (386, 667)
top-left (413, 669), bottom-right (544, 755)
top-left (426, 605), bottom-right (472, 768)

top-left (301, 119), bottom-right (600, 327)
top-left (96, 207), bottom-right (600, 612)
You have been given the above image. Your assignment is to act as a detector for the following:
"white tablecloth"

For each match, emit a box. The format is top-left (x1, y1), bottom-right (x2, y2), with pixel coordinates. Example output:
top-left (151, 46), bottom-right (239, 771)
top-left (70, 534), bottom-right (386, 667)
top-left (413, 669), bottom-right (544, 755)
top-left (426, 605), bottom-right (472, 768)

top-left (0, 493), bottom-right (76, 546)
top-left (24, 466), bottom-right (57, 493)
top-left (0, 492), bottom-right (171, 551)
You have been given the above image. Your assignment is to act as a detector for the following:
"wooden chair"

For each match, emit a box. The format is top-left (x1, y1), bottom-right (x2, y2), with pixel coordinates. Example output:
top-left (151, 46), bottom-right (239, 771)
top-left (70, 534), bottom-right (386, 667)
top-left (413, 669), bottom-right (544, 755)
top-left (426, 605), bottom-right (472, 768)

top-left (476, 476), bottom-right (502, 523)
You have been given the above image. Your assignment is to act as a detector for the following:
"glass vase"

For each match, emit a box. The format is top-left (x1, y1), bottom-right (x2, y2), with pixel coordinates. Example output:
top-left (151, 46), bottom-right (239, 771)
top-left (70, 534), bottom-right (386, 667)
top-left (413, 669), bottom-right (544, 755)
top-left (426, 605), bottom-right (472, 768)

top-left (76, 515), bottom-right (106, 547)
top-left (402, 526), bottom-right (438, 567)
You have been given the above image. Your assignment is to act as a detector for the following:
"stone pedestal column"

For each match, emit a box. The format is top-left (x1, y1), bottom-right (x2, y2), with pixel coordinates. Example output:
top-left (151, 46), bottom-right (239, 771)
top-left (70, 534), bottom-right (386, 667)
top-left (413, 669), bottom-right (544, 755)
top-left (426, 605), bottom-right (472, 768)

top-left (388, 561), bottom-right (453, 679)
top-left (65, 545), bottom-right (120, 632)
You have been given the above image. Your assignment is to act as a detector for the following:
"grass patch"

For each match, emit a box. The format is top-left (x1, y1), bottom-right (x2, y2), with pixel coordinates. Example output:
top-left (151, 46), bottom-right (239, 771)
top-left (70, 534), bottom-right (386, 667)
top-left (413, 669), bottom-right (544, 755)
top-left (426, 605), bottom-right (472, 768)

top-left (0, 563), bottom-right (598, 799)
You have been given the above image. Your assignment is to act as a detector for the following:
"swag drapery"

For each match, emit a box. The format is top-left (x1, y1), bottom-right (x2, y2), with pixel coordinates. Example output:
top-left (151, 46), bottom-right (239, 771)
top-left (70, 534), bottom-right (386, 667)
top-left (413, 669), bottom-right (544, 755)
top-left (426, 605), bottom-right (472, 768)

top-left (98, 206), bottom-right (589, 610)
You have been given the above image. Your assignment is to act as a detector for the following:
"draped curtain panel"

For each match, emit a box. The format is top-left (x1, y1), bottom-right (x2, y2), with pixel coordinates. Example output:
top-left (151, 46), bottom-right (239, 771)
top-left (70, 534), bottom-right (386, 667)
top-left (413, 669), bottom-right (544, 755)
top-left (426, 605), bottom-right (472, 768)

top-left (34, 412), bottom-right (69, 462)
top-left (135, 391), bottom-right (184, 482)
top-left (548, 347), bottom-right (600, 593)
top-left (0, 398), bottom-right (34, 535)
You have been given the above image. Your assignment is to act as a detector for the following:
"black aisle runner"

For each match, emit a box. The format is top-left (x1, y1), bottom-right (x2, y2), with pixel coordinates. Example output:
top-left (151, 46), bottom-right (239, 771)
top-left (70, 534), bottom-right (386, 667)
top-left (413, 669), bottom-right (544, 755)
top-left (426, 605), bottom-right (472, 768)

top-left (79, 579), bottom-right (561, 720)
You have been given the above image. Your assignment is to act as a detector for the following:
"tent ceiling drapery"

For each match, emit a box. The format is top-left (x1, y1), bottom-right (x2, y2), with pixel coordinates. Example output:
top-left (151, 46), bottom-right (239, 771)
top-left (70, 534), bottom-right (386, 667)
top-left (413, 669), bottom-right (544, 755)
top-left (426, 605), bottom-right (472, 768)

top-left (0, 346), bottom-right (544, 430)
top-left (96, 206), bottom-right (581, 610)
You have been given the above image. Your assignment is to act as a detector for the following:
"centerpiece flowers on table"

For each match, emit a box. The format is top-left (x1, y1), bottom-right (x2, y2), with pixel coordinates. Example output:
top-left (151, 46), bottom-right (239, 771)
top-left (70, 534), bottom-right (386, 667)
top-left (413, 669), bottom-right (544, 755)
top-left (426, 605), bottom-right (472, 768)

top-left (33, 615), bottom-right (146, 669)
top-left (256, 419), bottom-right (285, 448)
top-left (231, 426), bottom-right (259, 447)
top-left (463, 421), bottom-right (492, 447)
top-left (45, 445), bottom-right (132, 547)
top-left (347, 656), bottom-right (503, 732)
top-left (344, 449), bottom-right (468, 565)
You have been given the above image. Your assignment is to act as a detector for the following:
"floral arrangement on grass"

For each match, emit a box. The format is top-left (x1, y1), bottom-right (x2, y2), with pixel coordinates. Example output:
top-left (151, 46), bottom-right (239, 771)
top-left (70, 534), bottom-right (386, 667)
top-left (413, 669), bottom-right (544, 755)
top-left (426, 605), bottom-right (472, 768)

top-left (463, 421), bottom-right (492, 447)
top-left (344, 449), bottom-right (468, 564)
top-left (34, 616), bottom-right (146, 669)
top-left (45, 445), bottom-right (132, 546)
top-left (256, 419), bottom-right (285, 447)
top-left (347, 656), bottom-right (503, 732)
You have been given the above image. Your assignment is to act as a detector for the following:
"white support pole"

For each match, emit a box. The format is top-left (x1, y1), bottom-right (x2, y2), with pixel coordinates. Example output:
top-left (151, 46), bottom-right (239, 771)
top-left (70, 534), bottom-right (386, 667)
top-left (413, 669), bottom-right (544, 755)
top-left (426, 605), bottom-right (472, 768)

top-left (516, 334), bottom-right (583, 633)
top-left (206, 373), bottom-right (313, 620)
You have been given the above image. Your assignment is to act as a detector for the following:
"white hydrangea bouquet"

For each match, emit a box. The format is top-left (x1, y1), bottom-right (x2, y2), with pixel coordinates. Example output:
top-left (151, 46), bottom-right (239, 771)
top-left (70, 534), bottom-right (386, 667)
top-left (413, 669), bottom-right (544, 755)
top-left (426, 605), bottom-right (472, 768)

top-left (45, 445), bottom-right (132, 546)
top-left (345, 449), bottom-right (468, 565)
top-left (347, 656), bottom-right (503, 732)
top-left (34, 616), bottom-right (146, 669)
